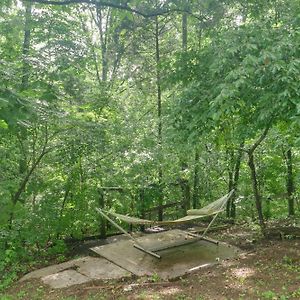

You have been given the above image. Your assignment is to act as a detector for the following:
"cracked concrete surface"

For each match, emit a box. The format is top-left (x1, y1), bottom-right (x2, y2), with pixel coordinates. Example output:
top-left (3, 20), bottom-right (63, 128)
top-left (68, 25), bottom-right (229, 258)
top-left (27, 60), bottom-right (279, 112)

top-left (20, 256), bottom-right (131, 289)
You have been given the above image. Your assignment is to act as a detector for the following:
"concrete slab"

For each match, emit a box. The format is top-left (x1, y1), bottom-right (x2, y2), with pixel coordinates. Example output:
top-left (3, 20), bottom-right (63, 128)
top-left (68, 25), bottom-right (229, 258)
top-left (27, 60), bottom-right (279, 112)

top-left (91, 229), bottom-right (240, 279)
top-left (76, 257), bottom-right (131, 279)
top-left (41, 270), bottom-right (90, 289)
top-left (19, 257), bottom-right (87, 282)
top-left (20, 256), bottom-right (131, 288)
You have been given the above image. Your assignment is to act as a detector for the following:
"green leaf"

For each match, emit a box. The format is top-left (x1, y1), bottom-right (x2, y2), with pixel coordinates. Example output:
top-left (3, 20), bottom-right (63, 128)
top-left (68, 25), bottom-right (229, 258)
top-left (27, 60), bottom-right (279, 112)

top-left (0, 119), bottom-right (8, 129)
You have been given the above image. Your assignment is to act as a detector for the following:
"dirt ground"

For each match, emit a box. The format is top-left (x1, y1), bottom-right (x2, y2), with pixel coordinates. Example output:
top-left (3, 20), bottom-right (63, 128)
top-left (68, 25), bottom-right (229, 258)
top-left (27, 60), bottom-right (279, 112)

top-left (1, 224), bottom-right (300, 300)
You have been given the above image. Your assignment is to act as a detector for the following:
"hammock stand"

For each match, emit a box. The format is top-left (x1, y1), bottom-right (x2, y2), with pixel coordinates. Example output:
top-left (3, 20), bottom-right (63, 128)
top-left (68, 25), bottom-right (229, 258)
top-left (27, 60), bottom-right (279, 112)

top-left (96, 190), bottom-right (234, 259)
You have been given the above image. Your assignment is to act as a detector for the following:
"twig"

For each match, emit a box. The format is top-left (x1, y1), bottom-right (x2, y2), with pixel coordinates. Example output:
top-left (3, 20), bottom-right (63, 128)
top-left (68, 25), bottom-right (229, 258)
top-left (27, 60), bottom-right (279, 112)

top-left (83, 281), bottom-right (173, 290)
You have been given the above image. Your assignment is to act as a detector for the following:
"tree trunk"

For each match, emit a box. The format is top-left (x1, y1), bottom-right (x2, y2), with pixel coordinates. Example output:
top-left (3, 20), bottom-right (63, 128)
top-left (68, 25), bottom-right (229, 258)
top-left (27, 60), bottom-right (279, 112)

top-left (179, 11), bottom-right (191, 213)
top-left (246, 126), bottom-right (270, 231)
top-left (226, 151), bottom-right (234, 218)
top-left (285, 148), bottom-right (295, 216)
top-left (182, 12), bottom-right (187, 51)
top-left (155, 16), bottom-right (163, 221)
top-left (139, 189), bottom-right (145, 232)
top-left (229, 143), bottom-right (244, 219)
top-left (10, 0), bottom-right (34, 230)
top-left (180, 162), bottom-right (191, 214)
top-left (181, 179), bottom-right (191, 213)
top-left (95, 6), bottom-right (110, 82)
top-left (192, 149), bottom-right (200, 209)
top-left (98, 189), bottom-right (106, 238)
top-left (59, 184), bottom-right (71, 218)
top-left (8, 140), bottom-right (49, 230)
top-left (21, 0), bottom-right (32, 91)
top-left (248, 152), bottom-right (265, 229)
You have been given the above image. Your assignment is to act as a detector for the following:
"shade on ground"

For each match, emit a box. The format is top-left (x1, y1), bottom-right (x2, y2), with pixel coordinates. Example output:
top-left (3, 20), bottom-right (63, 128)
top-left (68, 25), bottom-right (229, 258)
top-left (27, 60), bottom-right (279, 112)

top-left (91, 229), bottom-right (240, 279)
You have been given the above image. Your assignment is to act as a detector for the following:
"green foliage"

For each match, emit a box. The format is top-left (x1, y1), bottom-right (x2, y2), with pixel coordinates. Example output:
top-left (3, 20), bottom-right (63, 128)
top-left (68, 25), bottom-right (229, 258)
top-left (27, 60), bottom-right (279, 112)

top-left (0, 0), bottom-right (300, 291)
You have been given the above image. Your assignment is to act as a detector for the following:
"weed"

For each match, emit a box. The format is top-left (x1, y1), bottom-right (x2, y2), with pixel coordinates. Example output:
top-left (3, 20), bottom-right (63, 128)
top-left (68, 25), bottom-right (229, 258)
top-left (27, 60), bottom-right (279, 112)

top-left (16, 290), bottom-right (27, 299)
top-left (150, 273), bottom-right (161, 283)
top-left (291, 287), bottom-right (300, 298)
top-left (176, 294), bottom-right (191, 300)
top-left (261, 290), bottom-right (277, 299)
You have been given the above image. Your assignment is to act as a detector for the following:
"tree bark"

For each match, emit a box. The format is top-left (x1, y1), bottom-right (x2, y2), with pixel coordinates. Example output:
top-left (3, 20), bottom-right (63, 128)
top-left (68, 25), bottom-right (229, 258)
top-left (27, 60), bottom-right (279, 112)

top-left (93, 6), bottom-right (110, 83)
top-left (182, 12), bottom-right (187, 51)
top-left (155, 16), bottom-right (163, 221)
top-left (285, 148), bottom-right (295, 216)
top-left (229, 143), bottom-right (244, 219)
top-left (246, 127), bottom-right (270, 231)
top-left (248, 152), bottom-right (265, 229)
top-left (181, 179), bottom-right (191, 213)
top-left (139, 189), bottom-right (145, 232)
top-left (98, 189), bottom-right (106, 238)
top-left (192, 149), bottom-right (200, 208)
top-left (30, 0), bottom-right (194, 19)
top-left (179, 10), bottom-right (191, 213)
top-left (59, 184), bottom-right (71, 218)
top-left (226, 149), bottom-right (234, 218)
top-left (8, 139), bottom-right (49, 230)
top-left (21, 0), bottom-right (32, 91)
top-left (180, 162), bottom-right (191, 214)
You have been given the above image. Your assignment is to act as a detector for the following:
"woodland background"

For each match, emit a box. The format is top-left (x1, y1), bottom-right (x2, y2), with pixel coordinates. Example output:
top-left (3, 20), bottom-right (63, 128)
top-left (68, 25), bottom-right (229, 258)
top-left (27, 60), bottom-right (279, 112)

top-left (0, 0), bottom-right (299, 289)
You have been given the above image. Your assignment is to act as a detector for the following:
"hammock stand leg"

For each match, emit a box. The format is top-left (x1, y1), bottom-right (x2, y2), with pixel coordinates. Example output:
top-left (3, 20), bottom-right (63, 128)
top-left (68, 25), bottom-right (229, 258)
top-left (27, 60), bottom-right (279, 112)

top-left (186, 231), bottom-right (219, 245)
top-left (133, 244), bottom-right (161, 258)
top-left (96, 208), bottom-right (161, 259)
top-left (202, 195), bottom-right (229, 238)
top-left (188, 190), bottom-right (234, 245)
top-left (182, 213), bottom-right (221, 246)
top-left (184, 192), bottom-right (234, 245)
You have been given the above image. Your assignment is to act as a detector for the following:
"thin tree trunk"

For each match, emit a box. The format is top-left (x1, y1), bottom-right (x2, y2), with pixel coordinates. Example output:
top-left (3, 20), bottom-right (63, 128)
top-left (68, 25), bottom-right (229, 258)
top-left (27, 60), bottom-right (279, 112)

top-left (181, 179), bottom-right (191, 213)
top-left (248, 152), bottom-right (265, 229)
top-left (59, 185), bottom-right (71, 218)
top-left (285, 148), bottom-right (295, 216)
top-left (155, 16), bottom-right (163, 221)
top-left (8, 142), bottom-right (49, 229)
top-left (139, 189), bottom-right (145, 232)
top-left (179, 11), bottom-right (191, 213)
top-left (180, 162), bottom-right (191, 214)
top-left (21, 0), bottom-right (32, 91)
top-left (192, 149), bottom-right (200, 209)
top-left (182, 12), bottom-right (187, 51)
top-left (226, 149), bottom-right (234, 218)
top-left (229, 143), bottom-right (244, 219)
top-left (56, 185), bottom-right (71, 239)
top-left (96, 6), bottom-right (110, 82)
top-left (246, 127), bottom-right (270, 231)
top-left (98, 189), bottom-right (106, 238)
top-left (12, 0), bottom-right (33, 228)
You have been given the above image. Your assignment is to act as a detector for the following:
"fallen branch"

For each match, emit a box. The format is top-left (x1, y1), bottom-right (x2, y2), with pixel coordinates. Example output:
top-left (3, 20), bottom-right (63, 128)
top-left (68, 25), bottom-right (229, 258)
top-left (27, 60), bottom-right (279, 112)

top-left (83, 281), bottom-right (173, 290)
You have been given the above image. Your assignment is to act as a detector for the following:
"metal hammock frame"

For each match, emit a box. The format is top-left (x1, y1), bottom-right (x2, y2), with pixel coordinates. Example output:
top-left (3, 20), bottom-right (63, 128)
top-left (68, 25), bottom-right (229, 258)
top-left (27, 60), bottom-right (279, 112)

top-left (96, 190), bottom-right (234, 258)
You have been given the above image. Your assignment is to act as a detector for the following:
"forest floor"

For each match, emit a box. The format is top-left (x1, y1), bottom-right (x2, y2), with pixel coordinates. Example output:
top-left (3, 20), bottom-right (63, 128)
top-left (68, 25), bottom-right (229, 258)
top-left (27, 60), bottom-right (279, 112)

top-left (1, 222), bottom-right (300, 300)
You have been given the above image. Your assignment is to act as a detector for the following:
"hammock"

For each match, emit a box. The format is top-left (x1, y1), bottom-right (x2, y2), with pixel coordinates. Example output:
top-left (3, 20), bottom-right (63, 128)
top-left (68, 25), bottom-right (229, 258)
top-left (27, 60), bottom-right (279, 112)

top-left (99, 190), bottom-right (234, 226)
top-left (96, 190), bottom-right (234, 258)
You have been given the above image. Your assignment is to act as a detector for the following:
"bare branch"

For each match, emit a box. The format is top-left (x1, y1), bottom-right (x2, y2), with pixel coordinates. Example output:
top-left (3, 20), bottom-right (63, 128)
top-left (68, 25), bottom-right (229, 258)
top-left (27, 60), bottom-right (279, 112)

top-left (28, 0), bottom-right (202, 20)
top-left (29, 0), bottom-right (157, 17)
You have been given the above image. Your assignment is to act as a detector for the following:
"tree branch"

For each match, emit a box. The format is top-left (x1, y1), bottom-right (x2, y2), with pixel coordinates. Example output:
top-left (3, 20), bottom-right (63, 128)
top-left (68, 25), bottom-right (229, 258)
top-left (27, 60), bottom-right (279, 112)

top-left (28, 0), bottom-right (202, 19)
top-left (28, 0), bottom-right (157, 17)
top-left (248, 125), bottom-right (271, 154)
